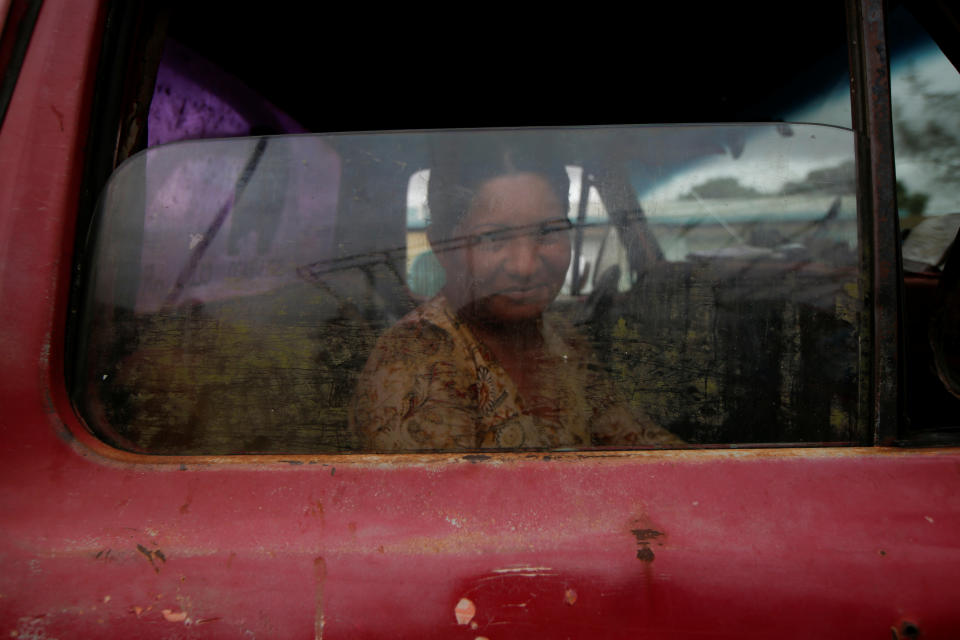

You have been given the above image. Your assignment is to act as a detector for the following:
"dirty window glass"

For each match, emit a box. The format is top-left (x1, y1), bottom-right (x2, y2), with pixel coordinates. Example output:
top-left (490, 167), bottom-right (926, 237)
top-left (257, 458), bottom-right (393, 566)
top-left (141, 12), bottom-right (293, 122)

top-left (75, 125), bottom-right (864, 454)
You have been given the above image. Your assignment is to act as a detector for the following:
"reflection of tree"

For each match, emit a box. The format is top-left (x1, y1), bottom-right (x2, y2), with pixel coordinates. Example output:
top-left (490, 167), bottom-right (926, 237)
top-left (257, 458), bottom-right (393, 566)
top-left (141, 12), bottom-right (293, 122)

top-left (679, 160), bottom-right (856, 200)
top-left (680, 177), bottom-right (764, 199)
top-left (780, 160), bottom-right (855, 196)
top-left (897, 180), bottom-right (929, 218)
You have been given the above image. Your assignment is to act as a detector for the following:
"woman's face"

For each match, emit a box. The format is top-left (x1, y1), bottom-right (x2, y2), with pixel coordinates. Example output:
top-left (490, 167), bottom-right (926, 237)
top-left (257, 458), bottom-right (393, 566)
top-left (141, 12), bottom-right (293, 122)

top-left (443, 172), bottom-right (572, 323)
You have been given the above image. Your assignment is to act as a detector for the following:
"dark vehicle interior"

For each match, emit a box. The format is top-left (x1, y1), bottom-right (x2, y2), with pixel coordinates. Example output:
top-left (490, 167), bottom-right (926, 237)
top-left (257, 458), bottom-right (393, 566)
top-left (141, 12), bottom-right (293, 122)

top-left (70, 0), bottom-right (960, 454)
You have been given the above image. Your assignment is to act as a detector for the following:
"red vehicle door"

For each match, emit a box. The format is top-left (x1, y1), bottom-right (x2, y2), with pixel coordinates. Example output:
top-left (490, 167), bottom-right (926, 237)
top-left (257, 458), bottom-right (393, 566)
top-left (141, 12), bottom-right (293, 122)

top-left (2, 1), bottom-right (959, 638)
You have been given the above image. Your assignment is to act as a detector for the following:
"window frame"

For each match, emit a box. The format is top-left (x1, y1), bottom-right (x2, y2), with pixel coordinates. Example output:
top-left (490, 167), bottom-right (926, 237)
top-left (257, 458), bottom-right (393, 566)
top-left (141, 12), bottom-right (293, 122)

top-left (846, 0), bottom-right (903, 445)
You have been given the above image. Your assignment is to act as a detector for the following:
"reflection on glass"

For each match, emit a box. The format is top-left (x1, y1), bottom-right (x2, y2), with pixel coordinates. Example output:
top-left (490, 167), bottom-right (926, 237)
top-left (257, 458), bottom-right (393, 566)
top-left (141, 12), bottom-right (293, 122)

top-left (888, 11), bottom-right (960, 222)
top-left (352, 137), bottom-right (682, 450)
top-left (76, 125), bottom-right (864, 454)
top-left (636, 125), bottom-right (857, 268)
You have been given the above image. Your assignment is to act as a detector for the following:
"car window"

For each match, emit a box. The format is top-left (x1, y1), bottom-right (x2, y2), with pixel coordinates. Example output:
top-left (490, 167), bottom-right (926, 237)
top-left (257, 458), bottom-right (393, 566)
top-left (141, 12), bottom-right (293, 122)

top-left (74, 125), bottom-right (864, 454)
top-left (70, 0), bottom-right (878, 454)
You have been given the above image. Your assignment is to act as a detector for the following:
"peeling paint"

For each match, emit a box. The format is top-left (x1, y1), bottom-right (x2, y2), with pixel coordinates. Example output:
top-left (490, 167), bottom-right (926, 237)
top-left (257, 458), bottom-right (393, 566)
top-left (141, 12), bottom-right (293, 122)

top-left (161, 609), bottom-right (187, 623)
top-left (454, 597), bottom-right (476, 625)
top-left (492, 566), bottom-right (553, 574)
top-left (314, 556), bottom-right (326, 640)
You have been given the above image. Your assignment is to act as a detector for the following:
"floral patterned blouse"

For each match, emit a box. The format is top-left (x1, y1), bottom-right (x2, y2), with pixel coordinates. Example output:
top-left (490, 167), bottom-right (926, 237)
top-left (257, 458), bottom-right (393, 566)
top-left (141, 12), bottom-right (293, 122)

top-left (350, 295), bottom-right (682, 451)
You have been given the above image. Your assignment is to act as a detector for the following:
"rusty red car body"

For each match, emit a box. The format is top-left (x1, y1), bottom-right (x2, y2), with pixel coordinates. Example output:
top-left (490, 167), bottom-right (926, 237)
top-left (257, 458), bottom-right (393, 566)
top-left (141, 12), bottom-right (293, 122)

top-left (1, 1), bottom-right (959, 638)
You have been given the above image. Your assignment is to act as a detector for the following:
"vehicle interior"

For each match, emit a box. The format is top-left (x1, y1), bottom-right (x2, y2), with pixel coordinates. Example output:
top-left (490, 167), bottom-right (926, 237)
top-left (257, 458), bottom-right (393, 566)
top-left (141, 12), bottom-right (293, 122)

top-left (69, 0), bottom-right (960, 454)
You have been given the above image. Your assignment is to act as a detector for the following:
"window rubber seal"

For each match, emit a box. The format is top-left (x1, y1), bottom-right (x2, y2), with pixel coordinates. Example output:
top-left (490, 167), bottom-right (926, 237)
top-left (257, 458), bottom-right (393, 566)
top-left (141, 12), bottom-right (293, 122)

top-left (0, 0), bottom-right (44, 131)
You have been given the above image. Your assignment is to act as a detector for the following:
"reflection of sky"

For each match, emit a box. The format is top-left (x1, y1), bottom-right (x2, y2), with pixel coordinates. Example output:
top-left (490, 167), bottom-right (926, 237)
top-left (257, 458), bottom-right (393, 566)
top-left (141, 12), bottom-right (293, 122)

top-left (887, 43), bottom-right (960, 214)
top-left (786, 28), bottom-right (960, 215)
top-left (786, 83), bottom-right (850, 129)
top-left (407, 125), bottom-right (859, 227)
top-left (784, 8), bottom-right (959, 130)
top-left (642, 28), bottom-right (959, 218)
top-left (639, 124), bottom-right (854, 204)
top-left (786, 43), bottom-right (958, 142)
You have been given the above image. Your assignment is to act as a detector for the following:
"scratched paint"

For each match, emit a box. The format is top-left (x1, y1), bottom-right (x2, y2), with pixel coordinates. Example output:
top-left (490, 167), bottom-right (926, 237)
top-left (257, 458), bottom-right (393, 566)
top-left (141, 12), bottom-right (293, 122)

top-left (454, 598), bottom-right (476, 625)
top-left (161, 609), bottom-right (187, 622)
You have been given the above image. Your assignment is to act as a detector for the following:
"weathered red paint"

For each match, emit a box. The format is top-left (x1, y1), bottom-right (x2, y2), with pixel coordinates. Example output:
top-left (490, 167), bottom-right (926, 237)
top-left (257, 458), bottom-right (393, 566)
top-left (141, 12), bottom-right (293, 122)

top-left (1, 1), bottom-right (959, 638)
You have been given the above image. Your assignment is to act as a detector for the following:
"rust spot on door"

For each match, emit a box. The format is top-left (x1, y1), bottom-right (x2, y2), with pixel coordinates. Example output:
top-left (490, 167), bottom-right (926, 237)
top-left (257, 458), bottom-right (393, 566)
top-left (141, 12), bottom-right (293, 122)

top-left (631, 527), bottom-right (664, 562)
top-left (136, 544), bottom-right (166, 573)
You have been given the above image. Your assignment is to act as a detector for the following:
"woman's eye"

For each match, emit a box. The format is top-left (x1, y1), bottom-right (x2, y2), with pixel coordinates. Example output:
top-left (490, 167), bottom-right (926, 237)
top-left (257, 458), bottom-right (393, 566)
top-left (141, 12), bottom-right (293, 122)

top-left (477, 231), bottom-right (507, 248)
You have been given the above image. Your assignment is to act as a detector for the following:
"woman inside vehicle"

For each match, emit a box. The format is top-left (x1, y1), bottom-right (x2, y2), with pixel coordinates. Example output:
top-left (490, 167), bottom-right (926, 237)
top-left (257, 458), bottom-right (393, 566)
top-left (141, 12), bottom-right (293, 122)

top-left (350, 135), bottom-right (682, 451)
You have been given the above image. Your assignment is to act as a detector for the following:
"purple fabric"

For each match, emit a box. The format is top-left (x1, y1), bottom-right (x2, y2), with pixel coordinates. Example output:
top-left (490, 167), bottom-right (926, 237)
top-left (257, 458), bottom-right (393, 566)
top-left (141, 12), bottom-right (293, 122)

top-left (129, 41), bottom-right (335, 312)
top-left (148, 39), bottom-right (306, 147)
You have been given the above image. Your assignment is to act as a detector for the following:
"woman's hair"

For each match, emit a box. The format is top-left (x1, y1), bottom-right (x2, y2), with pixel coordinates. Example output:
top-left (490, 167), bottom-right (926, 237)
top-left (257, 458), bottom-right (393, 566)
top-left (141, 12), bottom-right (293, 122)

top-left (426, 134), bottom-right (571, 246)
